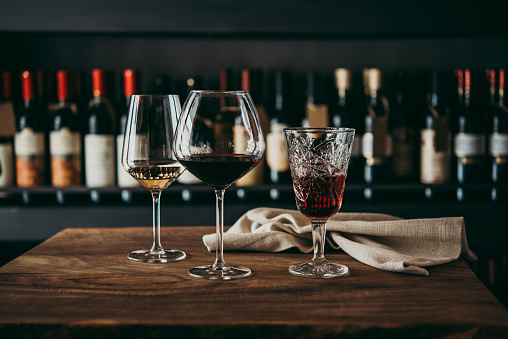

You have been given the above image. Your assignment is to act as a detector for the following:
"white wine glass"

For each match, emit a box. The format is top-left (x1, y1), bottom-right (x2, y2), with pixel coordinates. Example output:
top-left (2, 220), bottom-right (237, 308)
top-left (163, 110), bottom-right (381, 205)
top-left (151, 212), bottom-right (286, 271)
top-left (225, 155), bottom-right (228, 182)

top-left (174, 90), bottom-right (265, 280)
top-left (122, 94), bottom-right (186, 263)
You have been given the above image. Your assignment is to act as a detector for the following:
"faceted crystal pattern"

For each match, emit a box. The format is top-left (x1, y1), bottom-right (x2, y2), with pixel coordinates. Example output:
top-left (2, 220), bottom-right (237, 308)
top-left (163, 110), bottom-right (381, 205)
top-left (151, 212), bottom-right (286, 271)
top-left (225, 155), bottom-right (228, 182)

top-left (286, 132), bottom-right (354, 202)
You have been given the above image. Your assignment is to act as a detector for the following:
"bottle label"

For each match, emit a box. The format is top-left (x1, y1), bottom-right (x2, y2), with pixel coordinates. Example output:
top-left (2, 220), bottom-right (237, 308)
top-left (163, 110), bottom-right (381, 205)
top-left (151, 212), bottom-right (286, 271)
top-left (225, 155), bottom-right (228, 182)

top-left (266, 125), bottom-right (290, 172)
top-left (0, 102), bottom-right (16, 136)
top-left (362, 134), bottom-right (392, 157)
top-left (84, 134), bottom-right (116, 187)
top-left (454, 133), bottom-right (485, 157)
top-left (490, 133), bottom-right (508, 157)
top-left (233, 125), bottom-right (263, 186)
top-left (392, 127), bottom-right (414, 178)
top-left (351, 134), bottom-right (362, 157)
top-left (420, 129), bottom-right (450, 184)
top-left (305, 104), bottom-right (329, 127)
top-left (50, 128), bottom-right (81, 186)
top-left (0, 143), bottom-right (14, 187)
top-left (14, 128), bottom-right (45, 187)
top-left (116, 134), bottom-right (140, 188)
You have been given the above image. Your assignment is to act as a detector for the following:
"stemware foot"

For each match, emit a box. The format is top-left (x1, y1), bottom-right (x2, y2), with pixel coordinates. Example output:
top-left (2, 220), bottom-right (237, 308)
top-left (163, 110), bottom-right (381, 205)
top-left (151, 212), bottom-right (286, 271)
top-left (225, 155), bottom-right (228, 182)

top-left (289, 260), bottom-right (349, 279)
top-left (188, 265), bottom-right (251, 280)
top-left (128, 249), bottom-right (186, 263)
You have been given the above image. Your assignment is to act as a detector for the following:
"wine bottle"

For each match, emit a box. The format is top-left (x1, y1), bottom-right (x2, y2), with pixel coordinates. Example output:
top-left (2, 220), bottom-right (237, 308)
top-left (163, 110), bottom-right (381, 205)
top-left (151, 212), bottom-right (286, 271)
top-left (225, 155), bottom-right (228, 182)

top-left (213, 69), bottom-right (238, 151)
top-left (84, 69), bottom-right (116, 188)
top-left (0, 71), bottom-right (15, 188)
top-left (390, 69), bottom-right (416, 181)
top-left (14, 71), bottom-right (46, 187)
top-left (177, 76), bottom-right (204, 185)
top-left (49, 70), bottom-right (82, 187)
top-left (486, 69), bottom-right (508, 201)
top-left (454, 69), bottom-right (486, 201)
top-left (330, 68), bottom-right (362, 182)
top-left (420, 70), bottom-right (452, 194)
top-left (266, 71), bottom-right (291, 185)
top-left (117, 69), bottom-right (140, 188)
top-left (361, 68), bottom-right (391, 184)
top-left (302, 72), bottom-right (329, 128)
top-left (235, 68), bottom-right (269, 187)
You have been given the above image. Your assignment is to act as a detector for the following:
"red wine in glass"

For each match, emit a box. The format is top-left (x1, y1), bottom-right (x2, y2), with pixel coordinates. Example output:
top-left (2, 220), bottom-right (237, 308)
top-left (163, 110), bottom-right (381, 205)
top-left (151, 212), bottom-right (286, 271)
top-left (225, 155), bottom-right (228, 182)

top-left (174, 90), bottom-right (266, 280)
top-left (294, 172), bottom-right (346, 220)
top-left (284, 127), bottom-right (355, 279)
top-left (179, 154), bottom-right (261, 189)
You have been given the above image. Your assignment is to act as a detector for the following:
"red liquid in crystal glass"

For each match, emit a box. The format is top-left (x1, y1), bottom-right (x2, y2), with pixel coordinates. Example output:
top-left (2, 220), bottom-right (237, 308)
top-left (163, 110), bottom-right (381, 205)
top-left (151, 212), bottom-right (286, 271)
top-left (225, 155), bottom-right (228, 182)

top-left (294, 173), bottom-right (346, 219)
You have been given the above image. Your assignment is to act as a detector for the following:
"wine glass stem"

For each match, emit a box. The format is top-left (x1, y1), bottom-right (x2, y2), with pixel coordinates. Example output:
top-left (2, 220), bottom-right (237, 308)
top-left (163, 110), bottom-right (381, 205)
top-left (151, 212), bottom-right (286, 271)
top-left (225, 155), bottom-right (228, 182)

top-left (150, 191), bottom-right (164, 254)
top-left (214, 189), bottom-right (226, 269)
top-left (311, 221), bottom-right (327, 262)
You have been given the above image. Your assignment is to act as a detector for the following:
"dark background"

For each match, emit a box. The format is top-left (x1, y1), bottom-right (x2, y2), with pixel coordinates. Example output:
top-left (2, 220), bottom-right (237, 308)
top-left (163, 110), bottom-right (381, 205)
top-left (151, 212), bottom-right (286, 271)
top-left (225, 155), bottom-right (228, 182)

top-left (1, 0), bottom-right (507, 304)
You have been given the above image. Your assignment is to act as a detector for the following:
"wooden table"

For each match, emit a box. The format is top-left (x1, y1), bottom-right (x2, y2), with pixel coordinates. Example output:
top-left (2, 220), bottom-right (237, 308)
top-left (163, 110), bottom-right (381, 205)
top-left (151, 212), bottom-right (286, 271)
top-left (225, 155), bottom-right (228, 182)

top-left (1, 227), bottom-right (508, 338)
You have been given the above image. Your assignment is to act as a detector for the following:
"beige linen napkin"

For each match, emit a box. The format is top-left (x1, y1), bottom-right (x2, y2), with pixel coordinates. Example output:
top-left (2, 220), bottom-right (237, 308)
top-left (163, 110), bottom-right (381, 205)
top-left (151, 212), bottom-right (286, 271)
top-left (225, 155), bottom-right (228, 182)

top-left (203, 207), bottom-right (477, 276)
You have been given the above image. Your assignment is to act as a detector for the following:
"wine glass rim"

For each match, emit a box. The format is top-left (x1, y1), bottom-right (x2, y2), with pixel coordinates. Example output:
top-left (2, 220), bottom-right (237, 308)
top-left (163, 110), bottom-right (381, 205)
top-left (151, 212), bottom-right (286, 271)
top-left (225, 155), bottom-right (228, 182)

top-left (284, 127), bottom-right (355, 134)
top-left (189, 90), bottom-right (250, 96)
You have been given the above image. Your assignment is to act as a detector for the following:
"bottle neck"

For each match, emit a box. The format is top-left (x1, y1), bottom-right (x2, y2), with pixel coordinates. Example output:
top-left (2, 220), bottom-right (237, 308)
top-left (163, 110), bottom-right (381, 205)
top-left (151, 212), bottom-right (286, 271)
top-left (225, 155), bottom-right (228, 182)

top-left (428, 92), bottom-right (439, 108)
top-left (366, 88), bottom-right (379, 105)
top-left (337, 89), bottom-right (350, 107)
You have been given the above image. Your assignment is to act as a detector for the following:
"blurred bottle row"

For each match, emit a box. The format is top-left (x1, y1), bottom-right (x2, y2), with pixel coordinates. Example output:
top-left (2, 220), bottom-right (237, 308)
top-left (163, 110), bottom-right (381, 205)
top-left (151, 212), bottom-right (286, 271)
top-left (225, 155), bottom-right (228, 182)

top-left (0, 67), bottom-right (507, 201)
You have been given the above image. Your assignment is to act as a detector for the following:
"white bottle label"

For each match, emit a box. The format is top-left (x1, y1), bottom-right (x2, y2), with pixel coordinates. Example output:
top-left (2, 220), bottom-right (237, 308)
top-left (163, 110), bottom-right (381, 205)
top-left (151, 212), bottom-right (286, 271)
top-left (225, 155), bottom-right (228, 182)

top-left (85, 134), bottom-right (116, 187)
top-left (15, 128), bottom-right (45, 156)
top-left (490, 133), bottom-right (508, 157)
top-left (50, 128), bottom-right (82, 186)
top-left (14, 128), bottom-right (45, 187)
top-left (454, 133), bottom-right (485, 157)
top-left (266, 125), bottom-right (290, 172)
top-left (116, 134), bottom-right (140, 188)
top-left (420, 129), bottom-right (450, 184)
top-left (0, 143), bottom-right (14, 187)
top-left (50, 128), bottom-right (81, 156)
top-left (362, 134), bottom-right (392, 157)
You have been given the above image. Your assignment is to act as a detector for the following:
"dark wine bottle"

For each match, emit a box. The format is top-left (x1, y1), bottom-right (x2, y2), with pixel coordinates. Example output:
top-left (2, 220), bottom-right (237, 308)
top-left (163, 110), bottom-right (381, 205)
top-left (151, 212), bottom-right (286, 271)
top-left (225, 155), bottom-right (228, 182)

top-left (420, 70), bottom-right (452, 198)
top-left (235, 68), bottom-right (268, 188)
top-left (176, 76), bottom-right (205, 186)
top-left (454, 69), bottom-right (486, 201)
top-left (14, 71), bottom-right (46, 187)
top-left (361, 68), bottom-right (391, 184)
top-left (266, 70), bottom-right (291, 185)
top-left (486, 69), bottom-right (508, 201)
top-left (0, 71), bottom-right (15, 188)
top-left (117, 69), bottom-right (140, 188)
top-left (330, 68), bottom-right (362, 182)
top-left (303, 72), bottom-right (329, 128)
top-left (49, 70), bottom-right (82, 187)
top-left (84, 69), bottom-right (116, 188)
top-left (213, 69), bottom-right (238, 153)
top-left (390, 69), bottom-right (416, 181)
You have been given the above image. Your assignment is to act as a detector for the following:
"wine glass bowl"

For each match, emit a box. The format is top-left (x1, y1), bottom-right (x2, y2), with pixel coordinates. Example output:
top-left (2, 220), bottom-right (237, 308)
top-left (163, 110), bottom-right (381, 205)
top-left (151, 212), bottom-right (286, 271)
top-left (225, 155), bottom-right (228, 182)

top-left (122, 94), bottom-right (186, 263)
top-left (284, 127), bottom-right (355, 278)
top-left (174, 90), bottom-right (265, 280)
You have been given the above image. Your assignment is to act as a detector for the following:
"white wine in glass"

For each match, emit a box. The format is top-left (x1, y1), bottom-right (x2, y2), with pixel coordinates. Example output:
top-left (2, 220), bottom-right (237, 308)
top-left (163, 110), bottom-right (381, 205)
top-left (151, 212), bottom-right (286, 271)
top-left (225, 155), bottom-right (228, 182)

top-left (122, 94), bottom-right (186, 263)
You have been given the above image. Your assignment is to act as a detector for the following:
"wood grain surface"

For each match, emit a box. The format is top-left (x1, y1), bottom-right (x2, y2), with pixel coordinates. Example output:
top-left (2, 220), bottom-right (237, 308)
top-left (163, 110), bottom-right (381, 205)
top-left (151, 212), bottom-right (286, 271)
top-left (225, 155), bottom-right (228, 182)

top-left (1, 226), bottom-right (507, 338)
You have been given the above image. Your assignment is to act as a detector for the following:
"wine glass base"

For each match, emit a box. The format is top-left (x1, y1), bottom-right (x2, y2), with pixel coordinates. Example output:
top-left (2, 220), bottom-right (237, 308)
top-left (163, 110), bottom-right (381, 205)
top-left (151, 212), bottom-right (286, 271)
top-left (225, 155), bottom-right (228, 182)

top-left (289, 261), bottom-right (349, 279)
top-left (128, 249), bottom-right (186, 263)
top-left (188, 265), bottom-right (251, 280)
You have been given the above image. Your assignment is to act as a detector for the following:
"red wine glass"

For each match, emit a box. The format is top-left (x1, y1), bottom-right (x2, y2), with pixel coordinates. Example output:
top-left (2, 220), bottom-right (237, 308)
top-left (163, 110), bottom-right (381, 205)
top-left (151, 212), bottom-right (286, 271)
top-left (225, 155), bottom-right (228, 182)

top-left (173, 90), bottom-right (265, 280)
top-left (284, 127), bottom-right (355, 278)
top-left (121, 95), bottom-right (186, 263)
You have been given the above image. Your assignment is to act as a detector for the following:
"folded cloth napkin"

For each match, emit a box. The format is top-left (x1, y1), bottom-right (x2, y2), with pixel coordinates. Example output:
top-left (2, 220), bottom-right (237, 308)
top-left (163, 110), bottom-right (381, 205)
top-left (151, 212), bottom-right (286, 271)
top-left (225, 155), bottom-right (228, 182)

top-left (203, 207), bottom-right (477, 276)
